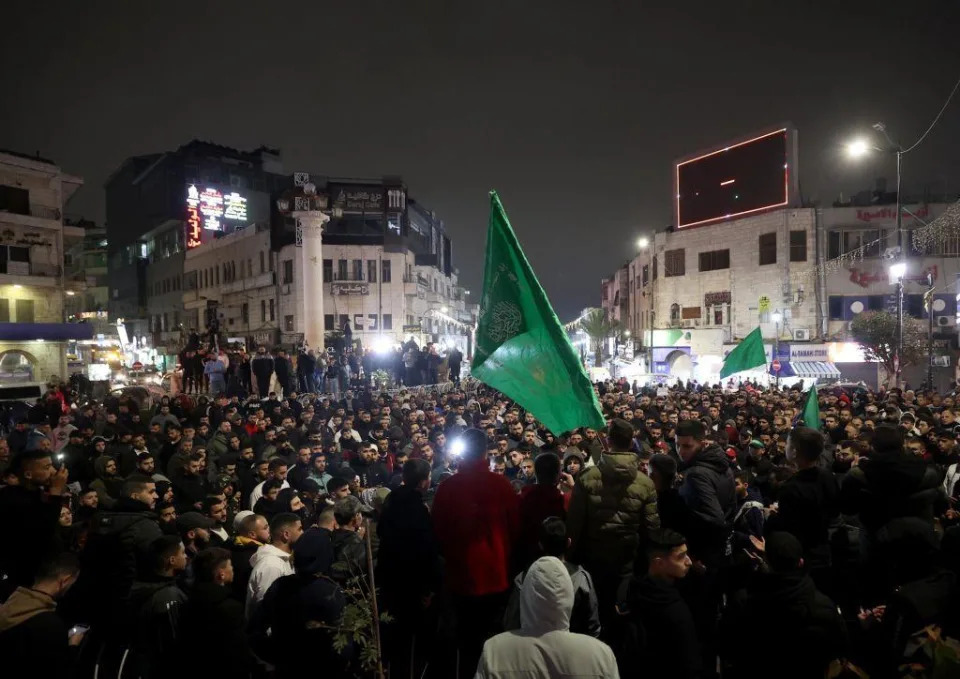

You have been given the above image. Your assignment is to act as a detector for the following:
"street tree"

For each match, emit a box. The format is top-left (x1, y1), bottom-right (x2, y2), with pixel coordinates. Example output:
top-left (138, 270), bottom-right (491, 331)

top-left (849, 310), bottom-right (926, 386)
top-left (580, 309), bottom-right (619, 368)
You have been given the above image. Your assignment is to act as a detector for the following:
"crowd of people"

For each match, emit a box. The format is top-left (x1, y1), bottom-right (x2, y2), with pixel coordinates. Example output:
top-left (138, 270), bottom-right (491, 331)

top-left (170, 338), bottom-right (465, 400)
top-left (1, 369), bottom-right (960, 678)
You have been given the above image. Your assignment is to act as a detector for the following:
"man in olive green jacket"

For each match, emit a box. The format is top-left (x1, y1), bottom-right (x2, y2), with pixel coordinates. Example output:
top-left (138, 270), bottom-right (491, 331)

top-left (566, 418), bottom-right (660, 635)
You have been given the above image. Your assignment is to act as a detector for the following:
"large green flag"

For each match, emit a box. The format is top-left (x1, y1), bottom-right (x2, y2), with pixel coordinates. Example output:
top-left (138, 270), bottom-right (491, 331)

top-left (471, 191), bottom-right (605, 434)
top-left (801, 384), bottom-right (820, 428)
top-left (719, 327), bottom-right (767, 378)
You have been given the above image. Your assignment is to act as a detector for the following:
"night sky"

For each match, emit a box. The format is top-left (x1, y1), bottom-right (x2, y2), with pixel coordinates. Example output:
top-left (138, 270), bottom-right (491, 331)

top-left (3, 1), bottom-right (959, 319)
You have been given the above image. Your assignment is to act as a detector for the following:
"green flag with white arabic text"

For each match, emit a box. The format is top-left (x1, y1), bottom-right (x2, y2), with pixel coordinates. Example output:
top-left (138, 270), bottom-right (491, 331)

top-left (471, 191), bottom-right (605, 434)
top-left (720, 326), bottom-right (767, 378)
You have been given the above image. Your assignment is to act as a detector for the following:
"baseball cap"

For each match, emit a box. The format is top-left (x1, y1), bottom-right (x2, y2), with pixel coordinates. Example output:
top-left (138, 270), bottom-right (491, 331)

top-left (176, 512), bottom-right (215, 531)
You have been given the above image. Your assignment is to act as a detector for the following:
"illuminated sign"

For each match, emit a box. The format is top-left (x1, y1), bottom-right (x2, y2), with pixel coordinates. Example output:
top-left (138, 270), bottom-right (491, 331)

top-left (185, 185), bottom-right (249, 248)
top-left (224, 192), bottom-right (248, 221)
top-left (676, 128), bottom-right (794, 229)
top-left (186, 185), bottom-right (203, 249)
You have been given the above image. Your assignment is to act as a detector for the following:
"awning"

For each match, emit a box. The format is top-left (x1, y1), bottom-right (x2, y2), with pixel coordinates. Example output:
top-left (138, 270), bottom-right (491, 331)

top-left (0, 322), bottom-right (94, 342)
top-left (776, 361), bottom-right (841, 379)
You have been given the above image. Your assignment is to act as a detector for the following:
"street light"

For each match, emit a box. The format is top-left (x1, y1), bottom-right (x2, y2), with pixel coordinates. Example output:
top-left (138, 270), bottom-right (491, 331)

top-left (637, 236), bottom-right (650, 250)
top-left (848, 122), bottom-right (905, 386)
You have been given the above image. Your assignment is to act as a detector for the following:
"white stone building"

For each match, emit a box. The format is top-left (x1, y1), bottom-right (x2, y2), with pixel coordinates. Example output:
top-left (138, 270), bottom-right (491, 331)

top-left (625, 207), bottom-right (818, 382)
top-left (0, 150), bottom-right (88, 386)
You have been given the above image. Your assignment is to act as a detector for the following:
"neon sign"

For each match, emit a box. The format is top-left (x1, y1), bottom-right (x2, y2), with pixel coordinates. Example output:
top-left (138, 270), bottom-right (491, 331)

top-left (185, 185), bottom-right (249, 247)
top-left (186, 185), bottom-right (203, 249)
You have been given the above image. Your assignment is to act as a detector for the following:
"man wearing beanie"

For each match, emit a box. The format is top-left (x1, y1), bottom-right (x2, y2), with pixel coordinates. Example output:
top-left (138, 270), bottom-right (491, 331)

top-left (432, 427), bottom-right (519, 679)
top-left (567, 417), bottom-right (660, 638)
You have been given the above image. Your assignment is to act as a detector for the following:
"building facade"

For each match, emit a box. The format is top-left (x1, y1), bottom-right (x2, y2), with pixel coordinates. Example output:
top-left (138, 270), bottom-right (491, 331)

top-left (0, 150), bottom-right (90, 386)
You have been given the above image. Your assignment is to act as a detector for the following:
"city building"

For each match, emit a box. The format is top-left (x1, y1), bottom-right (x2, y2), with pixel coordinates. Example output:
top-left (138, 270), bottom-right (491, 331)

top-left (182, 174), bottom-right (477, 353)
top-left (105, 140), bottom-right (287, 351)
top-left (0, 149), bottom-right (90, 385)
top-left (64, 218), bottom-right (109, 332)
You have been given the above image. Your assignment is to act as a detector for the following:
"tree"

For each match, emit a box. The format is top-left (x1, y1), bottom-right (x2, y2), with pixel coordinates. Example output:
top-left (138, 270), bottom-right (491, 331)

top-left (579, 309), bottom-right (619, 368)
top-left (849, 310), bottom-right (926, 386)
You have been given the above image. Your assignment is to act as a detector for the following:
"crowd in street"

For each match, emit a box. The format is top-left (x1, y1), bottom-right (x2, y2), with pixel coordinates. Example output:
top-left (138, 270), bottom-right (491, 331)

top-left (2, 367), bottom-right (960, 678)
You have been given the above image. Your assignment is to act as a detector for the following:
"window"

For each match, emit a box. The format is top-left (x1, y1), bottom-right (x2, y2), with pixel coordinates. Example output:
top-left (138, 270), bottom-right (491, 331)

top-left (241, 303), bottom-right (249, 324)
top-left (828, 229), bottom-right (884, 259)
top-left (285, 315), bottom-right (295, 331)
top-left (790, 230), bottom-right (807, 262)
top-left (828, 296), bottom-right (844, 320)
top-left (337, 259), bottom-right (348, 280)
top-left (354, 315), bottom-right (364, 330)
top-left (759, 233), bottom-right (777, 265)
top-left (269, 299), bottom-right (275, 322)
top-left (322, 259), bottom-right (332, 283)
top-left (367, 314), bottom-right (378, 330)
top-left (670, 303), bottom-right (680, 324)
top-left (282, 259), bottom-right (294, 284)
top-left (339, 315), bottom-right (350, 331)
top-left (367, 260), bottom-right (377, 283)
top-left (642, 264), bottom-right (649, 287)
top-left (381, 259), bottom-right (392, 283)
top-left (324, 314), bottom-right (335, 331)
top-left (664, 249), bottom-right (685, 277)
top-left (906, 294), bottom-right (924, 319)
top-left (0, 299), bottom-right (8, 322)
top-left (215, 267), bottom-right (219, 285)
top-left (261, 300), bottom-right (266, 322)
top-left (260, 251), bottom-right (265, 274)
top-left (653, 257), bottom-right (658, 279)
top-left (714, 306), bottom-right (724, 325)
top-left (698, 249), bottom-right (730, 272)
top-left (248, 258), bottom-right (253, 277)
top-left (382, 314), bottom-right (393, 330)
top-left (353, 259), bottom-right (363, 281)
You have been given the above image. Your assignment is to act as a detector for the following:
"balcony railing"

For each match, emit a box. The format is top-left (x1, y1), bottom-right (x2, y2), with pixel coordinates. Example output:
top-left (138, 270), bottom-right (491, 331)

top-left (0, 205), bottom-right (61, 221)
top-left (0, 262), bottom-right (61, 277)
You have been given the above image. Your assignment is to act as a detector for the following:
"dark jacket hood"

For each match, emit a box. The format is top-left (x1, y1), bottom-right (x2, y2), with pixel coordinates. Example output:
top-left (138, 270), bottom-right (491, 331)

top-left (684, 443), bottom-right (730, 474)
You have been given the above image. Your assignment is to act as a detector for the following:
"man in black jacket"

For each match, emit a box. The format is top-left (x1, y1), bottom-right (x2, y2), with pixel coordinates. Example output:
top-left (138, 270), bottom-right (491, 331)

top-left (767, 427), bottom-right (839, 590)
top-left (181, 547), bottom-right (252, 677)
top-left (721, 532), bottom-right (847, 679)
top-left (251, 346), bottom-right (275, 398)
top-left (676, 420), bottom-right (736, 567)
top-left (71, 475), bottom-right (161, 630)
top-left (377, 458), bottom-right (442, 677)
top-left (616, 528), bottom-right (700, 679)
top-left (0, 448), bottom-right (70, 593)
top-left (676, 419), bottom-right (736, 678)
top-left (274, 350), bottom-right (292, 397)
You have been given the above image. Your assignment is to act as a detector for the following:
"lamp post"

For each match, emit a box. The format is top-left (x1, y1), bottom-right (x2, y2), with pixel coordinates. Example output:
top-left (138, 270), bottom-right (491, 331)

top-left (636, 236), bottom-right (651, 372)
top-left (772, 310), bottom-right (783, 388)
top-left (925, 271), bottom-right (935, 390)
top-left (847, 123), bottom-right (905, 387)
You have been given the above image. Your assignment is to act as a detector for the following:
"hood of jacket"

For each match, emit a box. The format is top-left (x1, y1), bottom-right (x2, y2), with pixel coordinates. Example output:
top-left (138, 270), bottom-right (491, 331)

top-left (0, 587), bottom-right (56, 632)
top-left (93, 454), bottom-right (115, 480)
top-left (598, 450), bottom-right (640, 485)
top-left (684, 443), bottom-right (731, 475)
top-left (519, 556), bottom-right (573, 635)
top-left (250, 543), bottom-right (292, 568)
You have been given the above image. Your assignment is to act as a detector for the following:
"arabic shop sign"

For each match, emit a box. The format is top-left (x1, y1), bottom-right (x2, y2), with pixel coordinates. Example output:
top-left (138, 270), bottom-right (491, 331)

top-left (331, 185), bottom-right (385, 213)
top-left (331, 281), bottom-right (369, 296)
top-left (186, 184), bottom-right (248, 248)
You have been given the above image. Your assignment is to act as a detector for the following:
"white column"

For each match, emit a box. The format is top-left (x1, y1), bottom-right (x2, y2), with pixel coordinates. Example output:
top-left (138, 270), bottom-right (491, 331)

top-left (295, 212), bottom-right (330, 351)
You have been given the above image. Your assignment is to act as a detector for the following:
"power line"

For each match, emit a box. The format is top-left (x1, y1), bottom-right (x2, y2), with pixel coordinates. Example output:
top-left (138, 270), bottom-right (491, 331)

top-left (902, 72), bottom-right (960, 155)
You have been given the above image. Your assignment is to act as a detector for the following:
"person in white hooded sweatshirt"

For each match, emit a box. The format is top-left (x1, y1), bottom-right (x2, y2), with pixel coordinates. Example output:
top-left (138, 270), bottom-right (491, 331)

top-left (244, 512), bottom-right (303, 620)
top-left (475, 556), bottom-right (619, 679)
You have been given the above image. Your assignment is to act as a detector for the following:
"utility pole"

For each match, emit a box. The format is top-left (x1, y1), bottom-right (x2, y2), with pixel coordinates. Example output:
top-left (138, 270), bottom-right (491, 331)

top-left (926, 272), bottom-right (935, 390)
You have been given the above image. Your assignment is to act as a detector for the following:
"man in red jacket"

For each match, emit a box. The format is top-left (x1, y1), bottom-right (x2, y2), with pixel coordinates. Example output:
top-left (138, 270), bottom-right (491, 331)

top-left (433, 427), bottom-right (519, 678)
top-left (516, 452), bottom-right (566, 571)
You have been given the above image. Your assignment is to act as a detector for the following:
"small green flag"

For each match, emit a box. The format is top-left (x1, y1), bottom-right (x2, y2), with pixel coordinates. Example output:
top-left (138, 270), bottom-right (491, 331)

top-left (471, 191), bottom-right (605, 434)
top-left (801, 384), bottom-right (820, 428)
top-left (720, 327), bottom-right (767, 378)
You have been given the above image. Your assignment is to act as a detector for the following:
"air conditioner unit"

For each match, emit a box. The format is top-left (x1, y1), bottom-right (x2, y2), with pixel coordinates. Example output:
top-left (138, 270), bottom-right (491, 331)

top-left (683, 319), bottom-right (696, 328)
top-left (793, 328), bottom-right (811, 341)
top-left (937, 316), bottom-right (954, 327)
